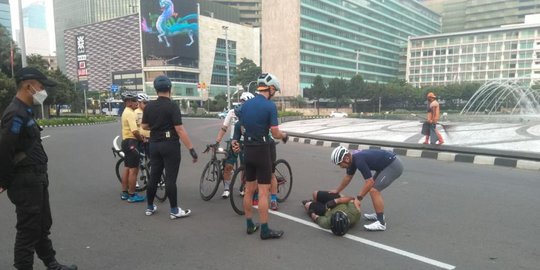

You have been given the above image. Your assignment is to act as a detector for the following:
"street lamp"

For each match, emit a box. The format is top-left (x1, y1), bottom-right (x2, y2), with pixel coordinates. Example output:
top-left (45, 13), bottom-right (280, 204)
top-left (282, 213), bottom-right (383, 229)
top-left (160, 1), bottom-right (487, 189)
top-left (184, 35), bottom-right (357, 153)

top-left (223, 25), bottom-right (231, 110)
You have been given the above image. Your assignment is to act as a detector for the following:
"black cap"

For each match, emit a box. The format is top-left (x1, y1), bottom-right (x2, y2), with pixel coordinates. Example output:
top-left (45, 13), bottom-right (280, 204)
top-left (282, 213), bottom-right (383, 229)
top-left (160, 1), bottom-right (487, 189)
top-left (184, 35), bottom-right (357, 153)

top-left (15, 67), bottom-right (57, 87)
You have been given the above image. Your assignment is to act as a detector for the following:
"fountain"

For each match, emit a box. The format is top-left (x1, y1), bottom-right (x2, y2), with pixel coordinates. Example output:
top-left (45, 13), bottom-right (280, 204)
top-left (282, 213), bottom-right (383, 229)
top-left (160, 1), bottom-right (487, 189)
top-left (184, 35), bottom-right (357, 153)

top-left (460, 79), bottom-right (540, 116)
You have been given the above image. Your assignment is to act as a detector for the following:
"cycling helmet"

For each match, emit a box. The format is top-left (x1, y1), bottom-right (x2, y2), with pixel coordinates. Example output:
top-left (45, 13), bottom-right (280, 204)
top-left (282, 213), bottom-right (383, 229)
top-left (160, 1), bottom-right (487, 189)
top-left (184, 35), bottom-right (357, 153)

top-left (137, 93), bottom-right (150, 102)
top-left (240, 92), bottom-right (255, 102)
top-left (330, 211), bottom-right (350, 236)
top-left (153, 75), bottom-right (172, 92)
top-left (122, 92), bottom-right (137, 102)
top-left (257, 73), bottom-right (281, 92)
top-left (331, 146), bottom-right (349, 165)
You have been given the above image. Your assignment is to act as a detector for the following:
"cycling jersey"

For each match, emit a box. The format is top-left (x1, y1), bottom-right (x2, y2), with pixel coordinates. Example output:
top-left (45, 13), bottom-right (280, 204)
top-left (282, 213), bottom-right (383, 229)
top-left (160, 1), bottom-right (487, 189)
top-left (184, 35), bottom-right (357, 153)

top-left (134, 108), bottom-right (150, 138)
top-left (316, 202), bottom-right (360, 230)
top-left (142, 96), bottom-right (182, 142)
top-left (222, 109), bottom-right (238, 140)
top-left (239, 94), bottom-right (278, 144)
top-left (121, 107), bottom-right (138, 140)
top-left (346, 149), bottom-right (397, 179)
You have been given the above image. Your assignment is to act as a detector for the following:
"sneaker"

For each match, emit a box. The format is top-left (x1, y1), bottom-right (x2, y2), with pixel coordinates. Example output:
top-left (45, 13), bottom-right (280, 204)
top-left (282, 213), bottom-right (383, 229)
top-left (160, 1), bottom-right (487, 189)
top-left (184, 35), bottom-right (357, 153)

top-left (222, 190), bottom-right (230, 199)
top-left (145, 204), bottom-right (157, 216)
top-left (260, 228), bottom-right (284, 240)
top-left (252, 198), bottom-right (258, 206)
top-left (247, 223), bottom-right (260, 235)
top-left (364, 220), bottom-right (386, 231)
top-left (436, 140), bottom-right (445, 145)
top-left (127, 194), bottom-right (145, 203)
top-left (45, 261), bottom-right (78, 270)
top-left (121, 193), bottom-right (129, 200)
top-left (170, 208), bottom-right (191, 219)
top-left (270, 200), bottom-right (278, 211)
top-left (363, 213), bottom-right (381, 221)
top-left (239, 189), bottom-right (245, 197)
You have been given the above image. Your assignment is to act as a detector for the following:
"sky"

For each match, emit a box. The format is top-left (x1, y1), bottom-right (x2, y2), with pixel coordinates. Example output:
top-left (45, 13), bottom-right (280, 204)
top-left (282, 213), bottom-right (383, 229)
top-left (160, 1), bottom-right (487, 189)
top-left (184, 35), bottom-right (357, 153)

top-left (9, 0), bottom-right (56, 55)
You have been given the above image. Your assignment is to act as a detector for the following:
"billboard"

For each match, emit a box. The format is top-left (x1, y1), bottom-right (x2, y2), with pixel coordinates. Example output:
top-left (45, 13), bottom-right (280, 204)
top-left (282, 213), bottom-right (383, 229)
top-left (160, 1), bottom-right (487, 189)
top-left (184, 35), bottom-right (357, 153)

top-left (140, 0), bottom-right (199, 67)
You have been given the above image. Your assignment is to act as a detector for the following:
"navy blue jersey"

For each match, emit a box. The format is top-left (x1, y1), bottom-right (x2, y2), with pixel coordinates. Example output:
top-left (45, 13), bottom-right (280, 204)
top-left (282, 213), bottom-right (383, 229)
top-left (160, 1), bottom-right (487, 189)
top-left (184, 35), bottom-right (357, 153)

top-left (239, 94), bottom-right (278, 143)
top-left (346, 149), bottom-right (396, 179)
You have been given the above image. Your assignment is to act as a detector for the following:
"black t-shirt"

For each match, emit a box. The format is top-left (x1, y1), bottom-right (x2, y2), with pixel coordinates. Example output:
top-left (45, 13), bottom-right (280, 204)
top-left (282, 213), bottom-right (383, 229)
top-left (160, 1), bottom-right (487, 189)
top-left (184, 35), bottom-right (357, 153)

top-left (142, 96), bottom-right (183, 142)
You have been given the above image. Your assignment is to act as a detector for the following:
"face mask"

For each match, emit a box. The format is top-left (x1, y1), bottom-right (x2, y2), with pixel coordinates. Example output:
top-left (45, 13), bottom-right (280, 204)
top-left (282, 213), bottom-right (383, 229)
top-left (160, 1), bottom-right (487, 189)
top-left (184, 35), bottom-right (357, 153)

top-left (30, 86), bottom-right (48, 105)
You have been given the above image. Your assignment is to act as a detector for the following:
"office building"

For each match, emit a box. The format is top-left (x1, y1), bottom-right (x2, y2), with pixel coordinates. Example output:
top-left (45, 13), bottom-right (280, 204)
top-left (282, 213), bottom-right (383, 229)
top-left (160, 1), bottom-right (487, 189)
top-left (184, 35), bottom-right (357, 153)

top-left (0, 0), bottom-right (11, 33)
top-left (406, 14), bottom-right (540, 87)
top-left (262, 0), bottom-right (441, 97)
top-left (63, 9), bottom-right (259, 101)
top-left (18, 1), bottom-right (51, 56)
top-left (53, 0), bottom-right (138, 71)
top-left (206, 0), bottom-right (261, 26)
top-left (423, 0), bottom-right (540, 33)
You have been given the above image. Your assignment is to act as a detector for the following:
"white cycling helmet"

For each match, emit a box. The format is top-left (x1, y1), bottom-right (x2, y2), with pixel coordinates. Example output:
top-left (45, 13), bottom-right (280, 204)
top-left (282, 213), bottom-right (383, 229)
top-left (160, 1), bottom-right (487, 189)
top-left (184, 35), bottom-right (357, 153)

top-left (331, 146), bottom-right (349, 165)
top-left (240, 92), bottom-right (255, 102)
top-left (257, 73), bottom-right (281, 92)
top-left (137, 93), bottom-right (150, 102)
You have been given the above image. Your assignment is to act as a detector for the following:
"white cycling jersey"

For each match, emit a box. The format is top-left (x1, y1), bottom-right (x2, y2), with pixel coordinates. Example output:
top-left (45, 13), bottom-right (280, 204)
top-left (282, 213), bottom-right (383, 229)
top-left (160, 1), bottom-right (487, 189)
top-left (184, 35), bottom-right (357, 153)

top-left (222, 109), bottom-right (238, 140)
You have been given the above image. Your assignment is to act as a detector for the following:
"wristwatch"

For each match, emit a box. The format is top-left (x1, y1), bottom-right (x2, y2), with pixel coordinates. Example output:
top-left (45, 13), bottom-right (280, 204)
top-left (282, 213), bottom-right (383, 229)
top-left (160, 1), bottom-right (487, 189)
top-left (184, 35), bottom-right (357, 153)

top-left (356, 195), bottom-right (363, 201)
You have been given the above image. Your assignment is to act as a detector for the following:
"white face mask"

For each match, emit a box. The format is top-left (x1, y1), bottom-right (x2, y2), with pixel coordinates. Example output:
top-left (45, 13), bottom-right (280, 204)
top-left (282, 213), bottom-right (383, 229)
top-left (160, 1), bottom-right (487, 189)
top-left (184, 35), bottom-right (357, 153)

top-left (30, 86), bottom-right (48, 105)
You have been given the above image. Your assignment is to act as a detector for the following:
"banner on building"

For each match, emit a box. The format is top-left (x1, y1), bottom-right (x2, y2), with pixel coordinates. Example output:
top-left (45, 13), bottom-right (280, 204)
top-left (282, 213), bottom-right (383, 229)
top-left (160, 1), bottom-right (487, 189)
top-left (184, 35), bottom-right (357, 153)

top-left (76, 34), bottom-right (88, 82)
top-left (140, 0), bottom-right (199, 67)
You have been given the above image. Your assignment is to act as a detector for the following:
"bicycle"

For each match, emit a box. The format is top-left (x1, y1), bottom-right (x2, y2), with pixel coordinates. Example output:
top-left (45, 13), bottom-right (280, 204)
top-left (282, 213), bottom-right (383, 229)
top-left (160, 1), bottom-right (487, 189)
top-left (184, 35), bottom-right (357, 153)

top-left (112, 136), bottom-right (166, 202)
top-left (199, 143), bottom-right (232, 201)
top-left (229, 155), bottom-right (293, 215)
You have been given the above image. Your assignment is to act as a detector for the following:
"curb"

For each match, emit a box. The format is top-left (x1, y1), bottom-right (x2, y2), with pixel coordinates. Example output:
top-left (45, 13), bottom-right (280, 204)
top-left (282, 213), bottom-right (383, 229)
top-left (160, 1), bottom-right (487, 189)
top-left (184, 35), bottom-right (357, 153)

top-left (289, 136), bottom-right (540, 171)
top-left (41, 121), bottom-right (115, 128)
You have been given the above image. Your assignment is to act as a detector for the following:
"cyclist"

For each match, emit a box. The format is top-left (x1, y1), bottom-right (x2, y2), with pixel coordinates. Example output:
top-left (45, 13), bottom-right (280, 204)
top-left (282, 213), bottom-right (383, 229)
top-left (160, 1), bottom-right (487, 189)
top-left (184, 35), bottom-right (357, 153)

top-left (120, 92), bottom-right (145, 203)
top-left (141, 75), bottom-right (198, 219)
top-left (302, 191), bottom-right (360, 236)
top-left (236, 73), bottom-right (288, 240)
top-left (214, 91), bottom-right (254, 198)
top-left (330, 146), bottom-right (403, 231)
top-left (135, 93), bottom-right (151, 140)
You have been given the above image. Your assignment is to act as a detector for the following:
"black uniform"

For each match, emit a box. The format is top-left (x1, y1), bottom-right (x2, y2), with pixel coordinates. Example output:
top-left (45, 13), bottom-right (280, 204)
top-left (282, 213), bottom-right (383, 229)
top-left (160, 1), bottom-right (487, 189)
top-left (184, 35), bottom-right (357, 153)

top-left (0, 98), bottom-right (56, 269)
top-left (142, 96), bottom-right (182, 209)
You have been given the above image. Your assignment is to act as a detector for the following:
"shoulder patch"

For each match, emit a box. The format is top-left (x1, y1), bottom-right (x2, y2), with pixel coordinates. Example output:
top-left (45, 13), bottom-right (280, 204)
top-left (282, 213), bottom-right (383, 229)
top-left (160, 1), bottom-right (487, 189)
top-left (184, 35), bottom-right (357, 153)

top-left (10, 117), bottom-right (24, 134)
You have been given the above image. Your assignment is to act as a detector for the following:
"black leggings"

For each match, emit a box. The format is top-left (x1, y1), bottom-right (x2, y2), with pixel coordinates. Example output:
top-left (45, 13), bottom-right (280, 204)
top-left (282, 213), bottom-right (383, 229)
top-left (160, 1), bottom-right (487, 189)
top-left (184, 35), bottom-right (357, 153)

top-left (147, 140), bottom-right (181, 209)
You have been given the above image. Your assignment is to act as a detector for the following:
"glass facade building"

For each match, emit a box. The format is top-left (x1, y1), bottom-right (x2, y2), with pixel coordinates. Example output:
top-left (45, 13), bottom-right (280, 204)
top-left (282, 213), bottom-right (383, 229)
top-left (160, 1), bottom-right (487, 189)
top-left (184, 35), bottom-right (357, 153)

top-left (423, 0), bottom-right (540, 33)
top-left (206, 0), bottom-right (261, 26)
top-left (23, 2), bottom-right (47, 30)
top-left (406, 17), bottom-right (540, 87)
top-left (262, 0), bottom-right (441, 97)
top-left (0, 0), bottom-right (11, 33)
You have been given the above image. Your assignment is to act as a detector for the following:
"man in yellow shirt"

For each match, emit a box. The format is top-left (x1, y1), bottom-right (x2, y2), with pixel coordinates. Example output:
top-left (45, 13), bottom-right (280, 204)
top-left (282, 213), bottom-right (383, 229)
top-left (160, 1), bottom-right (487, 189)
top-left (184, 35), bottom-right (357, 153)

top-left (121, 93), bottom-right (145, 202)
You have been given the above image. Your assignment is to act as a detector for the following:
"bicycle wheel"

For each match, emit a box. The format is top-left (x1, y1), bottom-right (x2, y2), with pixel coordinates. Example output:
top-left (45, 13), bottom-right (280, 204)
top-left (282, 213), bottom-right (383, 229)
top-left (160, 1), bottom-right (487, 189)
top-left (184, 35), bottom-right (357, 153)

top-left (274, 159), bottom-right (292, 203)
top-left (146, 163), bottom-right (167, 202)
top-left (154, 176), bottom-right (167, 202)
top-left (136, 166), bottom-right (149, 192)
top-left (199, 161), bottom-right (222, 201)
top-left (229, 167), bottom-right (245, 215)
top-left (115, 158), bottom-right (124, 183)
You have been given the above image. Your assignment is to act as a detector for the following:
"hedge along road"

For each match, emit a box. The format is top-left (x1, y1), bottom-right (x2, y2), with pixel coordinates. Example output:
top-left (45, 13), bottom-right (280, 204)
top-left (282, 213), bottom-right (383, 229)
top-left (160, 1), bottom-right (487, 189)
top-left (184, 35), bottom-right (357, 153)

top-left (0, 119), bottom-right (538, 270)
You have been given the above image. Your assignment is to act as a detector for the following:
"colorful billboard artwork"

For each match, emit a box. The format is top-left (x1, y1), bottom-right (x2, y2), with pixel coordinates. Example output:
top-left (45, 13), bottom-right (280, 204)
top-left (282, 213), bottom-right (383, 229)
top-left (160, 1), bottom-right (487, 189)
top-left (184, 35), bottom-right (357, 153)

top-left (140, 0), bottom-right (199, 65)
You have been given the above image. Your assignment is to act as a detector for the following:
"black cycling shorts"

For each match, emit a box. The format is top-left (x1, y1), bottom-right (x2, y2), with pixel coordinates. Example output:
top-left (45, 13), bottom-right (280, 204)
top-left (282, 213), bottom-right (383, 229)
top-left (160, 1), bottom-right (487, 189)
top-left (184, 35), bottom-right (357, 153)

top-left (315, 191), bottom-right (341, 204)
top-left (121, 139), bottom-right (140, 168)
top-left (270, 142), bottom-right (276, 173)
top-left (244, 143), bottom-right (272, 184)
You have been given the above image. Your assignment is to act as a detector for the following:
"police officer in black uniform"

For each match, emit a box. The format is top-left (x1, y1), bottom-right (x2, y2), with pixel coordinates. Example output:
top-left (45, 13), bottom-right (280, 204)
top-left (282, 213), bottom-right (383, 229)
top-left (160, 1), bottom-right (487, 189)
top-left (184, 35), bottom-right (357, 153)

top-left (141, 75), bottom-right (198, 219)
top-left (0, 67), bottom-right (77, 270)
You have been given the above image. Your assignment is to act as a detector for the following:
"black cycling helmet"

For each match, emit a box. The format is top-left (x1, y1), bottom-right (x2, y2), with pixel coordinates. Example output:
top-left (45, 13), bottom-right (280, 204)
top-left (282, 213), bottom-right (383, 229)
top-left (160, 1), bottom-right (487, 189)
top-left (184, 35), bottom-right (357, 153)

top-left (154, 75), bottom-right (172, 92)
top-left (122, 92), bottom-right (137, 102)
top-left (330, 211), bottom-right (350, 236)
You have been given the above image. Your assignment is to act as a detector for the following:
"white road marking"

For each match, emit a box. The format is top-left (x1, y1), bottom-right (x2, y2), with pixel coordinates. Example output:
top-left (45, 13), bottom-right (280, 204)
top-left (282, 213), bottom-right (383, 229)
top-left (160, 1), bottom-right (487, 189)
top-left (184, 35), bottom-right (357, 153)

top-left (266, 209), bottom-right (456, 270)
top-left (41, 135), bottom-right (50, 139)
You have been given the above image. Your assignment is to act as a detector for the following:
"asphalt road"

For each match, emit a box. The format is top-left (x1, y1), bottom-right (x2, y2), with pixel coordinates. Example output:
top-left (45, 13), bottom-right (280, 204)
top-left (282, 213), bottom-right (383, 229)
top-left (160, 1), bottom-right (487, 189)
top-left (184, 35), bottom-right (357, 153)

top-left (1, 118), bottom-right (539, 270)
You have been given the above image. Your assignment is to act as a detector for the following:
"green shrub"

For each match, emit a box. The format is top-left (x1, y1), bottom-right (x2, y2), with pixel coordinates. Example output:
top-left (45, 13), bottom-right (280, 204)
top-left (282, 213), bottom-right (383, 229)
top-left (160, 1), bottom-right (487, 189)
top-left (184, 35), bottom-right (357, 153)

top-left (278, 111), bottom-right (304, 117)
top-left (38, 116), bottom-right (116, 126)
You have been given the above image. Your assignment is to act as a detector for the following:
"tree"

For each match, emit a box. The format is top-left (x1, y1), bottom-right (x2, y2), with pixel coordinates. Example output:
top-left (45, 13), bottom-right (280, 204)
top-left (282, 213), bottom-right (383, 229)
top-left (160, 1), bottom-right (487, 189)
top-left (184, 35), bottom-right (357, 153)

top-left (0, 72), bottom-right (16, 114)
top-left (231, 58), bottom-right (261, 93)
top-left (348, 74), bottom-right (365, 113)
top-left (303, 75), bottom-right (327, 115)
top-left (327, 78), bottom-right (348, 110)
top-left (0, 24), bottom-right (22, 77)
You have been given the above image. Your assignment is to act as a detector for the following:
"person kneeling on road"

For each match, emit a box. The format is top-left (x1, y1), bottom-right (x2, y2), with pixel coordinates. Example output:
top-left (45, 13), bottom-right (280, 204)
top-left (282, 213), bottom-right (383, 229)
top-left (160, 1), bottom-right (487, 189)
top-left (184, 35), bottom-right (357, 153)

top-left (302, 191), bottom-right (360, 236)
